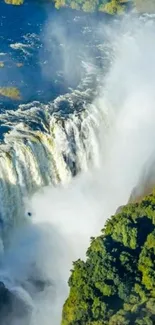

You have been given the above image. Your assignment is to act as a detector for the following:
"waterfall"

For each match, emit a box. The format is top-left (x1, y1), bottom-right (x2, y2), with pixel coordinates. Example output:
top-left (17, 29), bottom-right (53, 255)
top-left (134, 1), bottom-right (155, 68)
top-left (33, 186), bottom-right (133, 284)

top-left (1, 13), bottom-right (155, 325)
top-left (0, 91), bottom-right (109, 245)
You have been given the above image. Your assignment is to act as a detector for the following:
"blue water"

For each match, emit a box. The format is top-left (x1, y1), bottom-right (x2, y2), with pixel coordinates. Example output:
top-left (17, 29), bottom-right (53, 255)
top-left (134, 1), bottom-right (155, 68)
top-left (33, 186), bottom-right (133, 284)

top-left (0, 1), bottom-right (109, 110)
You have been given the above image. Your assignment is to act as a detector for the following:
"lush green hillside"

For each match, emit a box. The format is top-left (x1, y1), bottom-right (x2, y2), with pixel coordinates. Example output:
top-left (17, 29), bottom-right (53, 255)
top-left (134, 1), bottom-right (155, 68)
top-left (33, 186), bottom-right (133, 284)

top-left (62, 193), bottom-right (155, 325)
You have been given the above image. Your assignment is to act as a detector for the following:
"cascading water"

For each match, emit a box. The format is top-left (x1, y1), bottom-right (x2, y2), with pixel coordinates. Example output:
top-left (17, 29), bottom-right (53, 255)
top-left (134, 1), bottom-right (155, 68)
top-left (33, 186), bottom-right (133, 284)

top-left (0, 11), bottom-right (155, 325)
top-left (0, 90), bottom-right (109, 246)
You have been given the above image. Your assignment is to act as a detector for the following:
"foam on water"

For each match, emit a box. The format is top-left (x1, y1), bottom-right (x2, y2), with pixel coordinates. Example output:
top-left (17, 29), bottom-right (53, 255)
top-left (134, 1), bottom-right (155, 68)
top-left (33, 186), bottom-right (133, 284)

top-left (0, 13), bottom-right (155, 325)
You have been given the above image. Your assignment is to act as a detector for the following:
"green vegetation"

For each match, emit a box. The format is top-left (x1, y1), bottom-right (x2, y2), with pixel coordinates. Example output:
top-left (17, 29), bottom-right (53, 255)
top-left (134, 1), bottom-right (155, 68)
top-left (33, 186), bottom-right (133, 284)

top-left (4, 0), bottom-right (155, 14)
top-left (3, 0), bottom-right (131, 14)
top-left (53, 0), bottom-right (127, 13)
top-left (4, 0), bottom-right (24, 4)
top-left (62, 192), bottom-right (155, 325)
top-left (0, 87), bottom-right (21, 100)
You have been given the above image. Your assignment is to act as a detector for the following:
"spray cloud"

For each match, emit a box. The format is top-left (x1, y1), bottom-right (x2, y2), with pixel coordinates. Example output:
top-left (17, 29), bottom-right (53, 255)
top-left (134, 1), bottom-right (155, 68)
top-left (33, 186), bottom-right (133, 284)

top-left (1, 13), bottom-right (155, 325)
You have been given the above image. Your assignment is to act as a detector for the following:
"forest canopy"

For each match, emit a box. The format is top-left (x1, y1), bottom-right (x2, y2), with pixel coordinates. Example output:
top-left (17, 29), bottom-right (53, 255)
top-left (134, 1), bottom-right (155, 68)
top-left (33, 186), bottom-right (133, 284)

top-left (4, 0), bottom-right (24, 4)
top-left (4, 0), bottom-right (152, 14)
top-left (62, 192), bottom-right (155, 325)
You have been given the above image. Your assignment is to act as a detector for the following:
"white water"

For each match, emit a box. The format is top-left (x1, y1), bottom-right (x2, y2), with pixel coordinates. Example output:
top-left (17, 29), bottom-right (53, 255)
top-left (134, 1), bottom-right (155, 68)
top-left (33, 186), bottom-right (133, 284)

top-left (0, 13), bottom-right (155, 325)
top-left (0, 97), bottom-right (107, 246)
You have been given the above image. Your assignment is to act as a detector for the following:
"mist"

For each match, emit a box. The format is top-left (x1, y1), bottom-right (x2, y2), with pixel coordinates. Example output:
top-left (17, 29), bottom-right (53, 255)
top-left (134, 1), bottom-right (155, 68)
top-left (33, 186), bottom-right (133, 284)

top-left (1, 13), bottom-right (155, 325)
top-left (39, 9), bottom-right (108, 90)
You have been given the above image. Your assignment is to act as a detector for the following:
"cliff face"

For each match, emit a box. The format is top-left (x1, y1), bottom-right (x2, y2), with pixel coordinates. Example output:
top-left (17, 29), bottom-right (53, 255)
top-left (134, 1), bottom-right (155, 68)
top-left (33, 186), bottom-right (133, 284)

top-left (62, 193), bottom-right (155, 325)
top-left (129, 159), bottom-right (155, 204)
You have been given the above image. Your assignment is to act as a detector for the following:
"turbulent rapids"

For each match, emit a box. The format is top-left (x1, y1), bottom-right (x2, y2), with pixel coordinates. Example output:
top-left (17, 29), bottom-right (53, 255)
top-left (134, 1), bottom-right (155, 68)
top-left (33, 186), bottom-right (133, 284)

top-left (0, 10), bottom-right (155, 325)
top-left (0, 89), bottom-right (108, 245)
top-left (0, 85), bottom-right (111, 325)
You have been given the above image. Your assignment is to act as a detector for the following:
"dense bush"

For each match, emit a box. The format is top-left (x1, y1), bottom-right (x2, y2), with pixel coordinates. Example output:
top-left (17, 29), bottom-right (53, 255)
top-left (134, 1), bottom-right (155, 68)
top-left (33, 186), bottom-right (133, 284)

top-left (0, 87), bottom-right (21, 100)
top-left (62, 193), bottom-right (155, 325)
top-left (4, 0), bottom-right (24, 4)
top-left (4, 0), bottom-right (154, 14)
top-left (53, 0), bottom-right (127, 13)
top-left (4, 0), bottom-right (130, 14)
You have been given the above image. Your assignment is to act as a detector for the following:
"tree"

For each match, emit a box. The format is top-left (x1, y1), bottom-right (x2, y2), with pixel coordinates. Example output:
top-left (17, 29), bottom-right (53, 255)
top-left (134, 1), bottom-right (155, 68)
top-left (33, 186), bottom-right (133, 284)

top-left (62, 193), bottom-right (155, 325)
top-left (4, 0), bottom-right (24, 4)
top-left (100, 0), bottom-right (125, 14)
top-left (82, 0), bottom-right (99, 12)
top-left (3, 0), bottom-right (129, 14)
